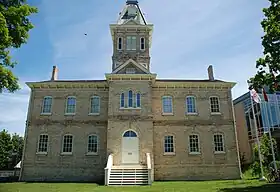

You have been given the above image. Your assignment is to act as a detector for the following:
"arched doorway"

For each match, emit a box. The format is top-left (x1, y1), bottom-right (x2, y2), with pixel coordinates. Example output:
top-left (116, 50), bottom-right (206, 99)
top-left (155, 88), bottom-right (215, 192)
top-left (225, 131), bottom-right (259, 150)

top-left (122, 130), bottom-right (139, 164)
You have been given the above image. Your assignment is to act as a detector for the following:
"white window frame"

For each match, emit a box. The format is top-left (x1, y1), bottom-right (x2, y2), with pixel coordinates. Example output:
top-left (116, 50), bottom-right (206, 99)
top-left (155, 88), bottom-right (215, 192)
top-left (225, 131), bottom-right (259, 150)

top-left (162, 96), bottom-right (173, 115)
top-left (135, 92), bottom-right (141, 108)
top-left (164, 135), bottom-right (175, 155)
top-left (140, 37), bottom-right (145, 50)
top-left (89, 96), bottom-right (100, 115)
top-left (126, 36), bottom-right (136, 50)
top-left (61, 134), bottom-right (73, 155)
top-left (117, 37), bottom-right (123, 50)
top-left (126, 68), bottom-right (136, 74)
top-left (120, 92), bottom-right (125, 108)
top-left (65, 96), bottom-right (76, 115)
top-left (128, 90), bottom-right (134, 108)
top-left (87, 134), bottom-right (98, 155)
top-left (213, 133), bottom-right (225, 154)
top-left (36, 134), bottom-right (48, 154)
top-left (41, 96), bottom-right (52, 115)
top-left (189, 134), bottom-right (200, 154)
top-left (186, 96), bottom-right (197, 115)
top-left (209, 96), bottom-right (221, 114)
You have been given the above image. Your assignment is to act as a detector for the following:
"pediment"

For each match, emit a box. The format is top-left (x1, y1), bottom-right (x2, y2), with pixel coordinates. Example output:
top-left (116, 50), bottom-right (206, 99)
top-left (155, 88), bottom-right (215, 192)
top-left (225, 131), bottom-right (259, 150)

top-left (112, 59), bottom-right (149, 74)
top-left (122, 18), bottom-right (141, 25)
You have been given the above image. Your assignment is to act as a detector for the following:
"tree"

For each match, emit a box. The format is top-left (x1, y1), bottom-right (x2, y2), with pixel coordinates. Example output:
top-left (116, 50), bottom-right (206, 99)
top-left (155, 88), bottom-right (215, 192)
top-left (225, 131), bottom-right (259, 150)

top-left (0, 129), bottom-right (24, 169)
top-left (0, 0), bottom-right (37, 93)
top-left (248, 0), bottom-right (280, 92)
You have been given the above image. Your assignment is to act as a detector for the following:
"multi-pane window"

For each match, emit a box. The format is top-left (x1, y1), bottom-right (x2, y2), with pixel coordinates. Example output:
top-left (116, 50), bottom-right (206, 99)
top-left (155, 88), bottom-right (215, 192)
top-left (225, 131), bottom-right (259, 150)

top-left (126, 68), bottom-right (136, 74)
top-left (37, 134), bottom-right (48, 153)
top-left (214, 134), bottom-right (225, 153)
top-left (164, 135), bottom-right (174, 153)
top-left (66, 96), bottom-right (76, 114)
top-left (41, 96), bottom-right (52, 114)
top-left (120, 93), bottom-right (125, 108)
top-left (186, 96), bottom-right (196, 114)
top-left (90, 96), bottom-right (100, 114)
top-left (136, 93), bottom-right (141, 108)
top-left (128, 90), bottom-right (133, 108)
top-left (62, 135), bottom-right (73, 153)
top-left (140, 37), bottom-right (145, 50)
top-left (210, 96), bottom-right (220, 113)
top-left (118, 37), bottom-right (122, 50)
top-left (87, 135), bottom-right (98, 153)
top-left (162, 96), bottom-right (173, 114)
top-left (126, 36), bottom-right (136, 50)
top-left (189, 134), bottom-right (200, 153)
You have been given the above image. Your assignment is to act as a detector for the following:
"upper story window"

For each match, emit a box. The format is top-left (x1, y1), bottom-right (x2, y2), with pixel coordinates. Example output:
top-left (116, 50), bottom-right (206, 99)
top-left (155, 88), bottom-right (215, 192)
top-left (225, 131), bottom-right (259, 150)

top-left (213, 133), bottom-right (225, 153)
top-left (128, 90), bottom-right (133, 108)
top-left (87, 135), bottom-right (98, 154)
top-left (120, 93), bottom-right (125, 108)
top-left (37, 134), bottom-right (48, 153)
top-left (186, 96), bottom-right (197, 114)
top-left (126, 36), bottom-right (136, 50)
top-left (140, 37), bottom-right (145, 50)
top-left (90, 96), bottom-right (100, 115)
top-left (164, 135), bottom-right (174, 154)
top-left (41, 96), bottom-right (52, 114)
top-left (65, 96), bottom-right (76, 115)
top-left (210, 96), bottom-right (220, 113)
top-left (162, 96), bottom-right (173, 114)
top-left (126, 68), bottom-right (136, 74)
top-left (189, 134), bottom-right (200, 154)
top-left (117, 37), bottom-right (122, 50)
top-left (62, 134), bottom-right (73, 154)
top-left (120, 90), bottom-right (141, 109)
top-left (136, 93), bottom-right (141, 108)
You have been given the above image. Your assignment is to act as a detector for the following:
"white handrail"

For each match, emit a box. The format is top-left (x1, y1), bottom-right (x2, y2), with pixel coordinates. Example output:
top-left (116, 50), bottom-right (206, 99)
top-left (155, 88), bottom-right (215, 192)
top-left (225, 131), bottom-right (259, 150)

top-left (146, 153), bottom-right (152, 185)
top-left (105, 154), bottom-right (113, 185)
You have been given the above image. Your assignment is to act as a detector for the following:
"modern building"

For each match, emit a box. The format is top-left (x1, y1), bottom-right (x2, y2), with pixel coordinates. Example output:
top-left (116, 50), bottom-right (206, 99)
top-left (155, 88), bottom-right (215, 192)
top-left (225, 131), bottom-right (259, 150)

top-left (20, 0), bottom-right (241, 185)
top-left (233, 90), bottom-right (280, 164)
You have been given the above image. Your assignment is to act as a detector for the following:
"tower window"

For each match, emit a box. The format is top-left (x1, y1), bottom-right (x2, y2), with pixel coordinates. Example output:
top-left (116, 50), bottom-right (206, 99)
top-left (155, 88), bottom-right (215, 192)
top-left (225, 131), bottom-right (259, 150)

top-left (126, 68), bottom-right (135, 74)
top-left (140, 37), bottom-right (145, 50)
top-left (126, 36), bottom-right (136, 50)
top-left (118, 37), bottom-right (122, 50)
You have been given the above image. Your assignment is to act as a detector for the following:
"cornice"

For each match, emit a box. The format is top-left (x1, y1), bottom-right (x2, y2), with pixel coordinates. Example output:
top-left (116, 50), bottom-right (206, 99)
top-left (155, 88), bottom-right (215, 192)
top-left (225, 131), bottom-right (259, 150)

top-left (29, 119), bottom-right (108, 126)
top-left (153, 120), bottom-right (234, 126)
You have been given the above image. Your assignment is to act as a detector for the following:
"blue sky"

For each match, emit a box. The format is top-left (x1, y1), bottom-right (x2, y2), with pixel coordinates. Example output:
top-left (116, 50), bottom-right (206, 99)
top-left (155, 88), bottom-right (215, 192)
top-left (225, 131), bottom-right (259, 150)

top-left (0, 0), bottom-right (269, 135)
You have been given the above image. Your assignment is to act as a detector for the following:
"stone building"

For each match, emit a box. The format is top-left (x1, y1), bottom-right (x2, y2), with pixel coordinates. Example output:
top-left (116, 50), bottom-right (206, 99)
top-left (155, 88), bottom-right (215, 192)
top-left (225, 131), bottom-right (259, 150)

top-left (20, 0), bottom-right (241, 185)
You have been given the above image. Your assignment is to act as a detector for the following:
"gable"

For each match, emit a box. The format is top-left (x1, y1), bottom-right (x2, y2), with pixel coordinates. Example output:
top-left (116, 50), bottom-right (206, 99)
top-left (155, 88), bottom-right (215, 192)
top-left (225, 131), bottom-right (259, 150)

top-left (122, 18), bottom-right (141, 26)
top-left (112, 59), bottom-right (149, 74)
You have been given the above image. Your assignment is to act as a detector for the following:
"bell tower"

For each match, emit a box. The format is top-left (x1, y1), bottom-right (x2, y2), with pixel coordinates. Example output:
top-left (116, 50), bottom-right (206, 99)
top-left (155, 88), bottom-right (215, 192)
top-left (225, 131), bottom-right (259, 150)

top-left (109, 0), bottom-right (154, 74)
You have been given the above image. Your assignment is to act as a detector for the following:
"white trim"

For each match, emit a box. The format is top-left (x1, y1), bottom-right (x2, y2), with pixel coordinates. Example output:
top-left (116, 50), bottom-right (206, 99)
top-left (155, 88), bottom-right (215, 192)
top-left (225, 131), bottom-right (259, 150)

top-left (87, 134), bottom-right (99, 155)
top-left (140, 37), bottom-right (145, 51)
top-left (117, 37), bottom-right (123, 51)
top-left (89, 95), bottom-right (100, 115)
top-left (65, 96), bottom-right (76, 115)
top-left (163, 135), bottom-right (175, 155)
top-left (122, 129), bottom-right (138, 137)
top-left (61, 134), bottom-right (74, 155)
top-left (185, 96), bottom-right (197, 114)
top-left (213, 133), bottom-right (225, 154)
top-left (112, 58), bottom-right (150, 74)
top-left (41, 96), bottom-right (53, 115)
top-left (162, 95), bottom-right (173, 115)
top-left (209, 96), bottom-right (221, 114)
top-left (188, 134), bottom-right (201, 154)
top-left (36, 134), bottom-right (49, 154)
top-left (127, 90), bottom-right (134, 108)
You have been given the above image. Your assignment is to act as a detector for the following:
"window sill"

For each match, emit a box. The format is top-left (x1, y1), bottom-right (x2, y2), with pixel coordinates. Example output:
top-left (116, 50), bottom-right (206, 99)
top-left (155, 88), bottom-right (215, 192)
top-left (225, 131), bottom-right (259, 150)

top-left (61, 152), bottom-right (73, 156)
top-left (40, 113), bottom-right (52, 116)
top-left (189, 152), bottom-right (201, 155)
top-left (214, 151), bottom-right (226, 154)
top-left (163, 152), bottom-right (175, 156)
top-left (86, 152), bottom-right (98, 156)
top-left (211, 112), bottom-right (221, 115)
top-left (36, 152), bottom-right (47, 155)
top-left (88, 113), bottom-right (100, 116)
top-left (186, 112), bottom-right (198, 116)
top-left (162, 113), bottom-right (174, 116)
top-left (65, 113), bottom-right (76, 116)
top-left (120, 107), bottom-right (141, 110)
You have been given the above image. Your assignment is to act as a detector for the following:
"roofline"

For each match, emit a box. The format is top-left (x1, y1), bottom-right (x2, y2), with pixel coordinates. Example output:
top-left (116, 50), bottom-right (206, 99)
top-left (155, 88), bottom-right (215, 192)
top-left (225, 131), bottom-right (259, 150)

top-left (233, 91), bottom-right (250, 105)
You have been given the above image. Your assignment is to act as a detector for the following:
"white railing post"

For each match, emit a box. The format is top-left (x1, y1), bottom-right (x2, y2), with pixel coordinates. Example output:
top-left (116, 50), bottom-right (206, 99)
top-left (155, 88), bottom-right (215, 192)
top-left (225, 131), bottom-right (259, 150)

top-left (146, 153), bottom-right (152, 185)
top-left (104, 154), bottom-right (113, 186)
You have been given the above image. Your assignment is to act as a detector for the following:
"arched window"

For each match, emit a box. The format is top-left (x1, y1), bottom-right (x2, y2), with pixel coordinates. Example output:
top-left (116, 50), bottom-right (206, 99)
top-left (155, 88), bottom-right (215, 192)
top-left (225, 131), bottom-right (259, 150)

top-left (65, 96), bottom-right (76, 114)
top-left (136, 93), bottom-right (141, 108)
top-left (128, 90), bottom-right (133, 108)
top-left (41, 96), bottom-right (52, 114)
top-left (90, 96), bottom-right (100, 114)
top-left (186, 96), bottom-right (197, 114)
top-left (120, 93), bottom-right (125, 108)
top-left (123, 130), bottom-right (137, 137)
top-left (118, 37), bottom-right (122, 50)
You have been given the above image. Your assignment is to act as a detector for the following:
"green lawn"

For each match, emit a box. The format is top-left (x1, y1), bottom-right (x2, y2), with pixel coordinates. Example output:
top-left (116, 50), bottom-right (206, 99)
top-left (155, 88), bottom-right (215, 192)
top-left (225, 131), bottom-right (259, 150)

top-left (0, 180), bottom-right (279, 192)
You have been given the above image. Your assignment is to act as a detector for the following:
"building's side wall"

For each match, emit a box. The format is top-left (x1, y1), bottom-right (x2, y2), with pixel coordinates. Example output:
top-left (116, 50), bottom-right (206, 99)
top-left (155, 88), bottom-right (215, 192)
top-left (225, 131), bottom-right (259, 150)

top-left (21, 87), bottom-right (109, 182)
top-left (233, 102), bottom-right (253, 164)
top-left (152, 86), bottom-right (241, 180)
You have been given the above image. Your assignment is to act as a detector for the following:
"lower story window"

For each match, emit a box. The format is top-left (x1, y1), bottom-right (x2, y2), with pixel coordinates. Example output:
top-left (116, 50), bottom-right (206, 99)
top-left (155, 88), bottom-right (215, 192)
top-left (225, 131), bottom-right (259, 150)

top-left (164, 135), bottom-right (174, 153)
top-left (62, 135), bottom-right (73, 153)
top-left (214, 134), bottom-right (224, 152)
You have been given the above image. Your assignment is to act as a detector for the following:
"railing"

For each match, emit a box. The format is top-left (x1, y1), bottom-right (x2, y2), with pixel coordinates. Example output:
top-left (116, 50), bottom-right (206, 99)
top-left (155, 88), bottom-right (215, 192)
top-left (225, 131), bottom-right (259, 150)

top-left (104, 154), bottom-right (113, 186)
top-left (146, 152), bottom-right (152, 185)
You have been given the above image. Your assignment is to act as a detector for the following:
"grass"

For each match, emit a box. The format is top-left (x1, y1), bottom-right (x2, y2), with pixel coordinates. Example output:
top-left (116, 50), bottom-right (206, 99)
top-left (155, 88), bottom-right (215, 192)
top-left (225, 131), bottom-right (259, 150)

top-left (0, 180), bottom-right (279, 192)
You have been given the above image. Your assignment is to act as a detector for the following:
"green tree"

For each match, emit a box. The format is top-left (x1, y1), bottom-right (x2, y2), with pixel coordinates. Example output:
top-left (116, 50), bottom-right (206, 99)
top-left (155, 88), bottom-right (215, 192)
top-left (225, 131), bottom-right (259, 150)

top-left (0, 0), bottom-right (37, 93)
top-left (248, 0), bottom-right (280, 91)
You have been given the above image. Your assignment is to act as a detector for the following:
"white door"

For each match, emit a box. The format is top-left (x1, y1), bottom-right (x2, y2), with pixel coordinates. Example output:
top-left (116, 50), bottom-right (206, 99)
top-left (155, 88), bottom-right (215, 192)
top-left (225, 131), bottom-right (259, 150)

top-left (122, 130), bottom-right (139, 164)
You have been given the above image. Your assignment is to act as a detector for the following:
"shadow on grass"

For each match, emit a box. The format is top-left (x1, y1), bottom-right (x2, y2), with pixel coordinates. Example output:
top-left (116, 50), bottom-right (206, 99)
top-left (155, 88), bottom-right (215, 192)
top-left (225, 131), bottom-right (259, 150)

top-left (219, 183), bottom-right (280, 192)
